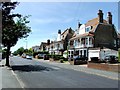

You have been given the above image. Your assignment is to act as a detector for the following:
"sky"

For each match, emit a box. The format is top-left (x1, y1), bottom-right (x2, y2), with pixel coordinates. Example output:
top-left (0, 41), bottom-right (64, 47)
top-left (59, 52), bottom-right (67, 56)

top-left (11, 1), bottom-right (119, 52)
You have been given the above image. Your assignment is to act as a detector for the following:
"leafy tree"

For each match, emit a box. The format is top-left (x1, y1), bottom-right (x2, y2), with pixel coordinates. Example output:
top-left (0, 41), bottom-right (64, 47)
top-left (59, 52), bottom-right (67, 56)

top-left (2, 2), bottom-right (31, 66)
top-left (13, 47), bottom-right (25, 56)
top-left (27, 48), bottom-right (33, 55)
top-left (13, 50), bottom-right (18, 56)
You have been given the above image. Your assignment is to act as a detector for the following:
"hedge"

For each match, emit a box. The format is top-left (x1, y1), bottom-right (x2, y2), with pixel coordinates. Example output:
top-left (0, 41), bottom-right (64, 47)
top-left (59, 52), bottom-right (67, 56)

top-left (118, 49), bottom-right (120, 62)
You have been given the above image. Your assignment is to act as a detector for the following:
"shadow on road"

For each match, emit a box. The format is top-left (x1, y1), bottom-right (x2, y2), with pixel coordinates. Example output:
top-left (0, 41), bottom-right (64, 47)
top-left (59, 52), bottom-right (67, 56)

top-left (11, 65), bottom-right (57, 72)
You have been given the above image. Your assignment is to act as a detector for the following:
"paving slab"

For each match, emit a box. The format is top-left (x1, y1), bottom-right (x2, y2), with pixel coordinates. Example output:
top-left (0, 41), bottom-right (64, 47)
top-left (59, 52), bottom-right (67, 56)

top-left (0, 60), bottom-right (22, 88)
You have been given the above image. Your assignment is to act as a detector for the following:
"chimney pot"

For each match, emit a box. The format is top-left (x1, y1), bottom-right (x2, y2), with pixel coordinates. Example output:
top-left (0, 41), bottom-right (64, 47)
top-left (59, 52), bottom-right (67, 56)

top-left (98, 10), bottom-right (103, 23)
top-left (58, 29), bottom-right (61, 34)
top-left (107, 12), bottom-right (112, 24)
top-left (78, 22), bottom-right (82, 28)
top-left (47, 39), bottom-right (50, 45)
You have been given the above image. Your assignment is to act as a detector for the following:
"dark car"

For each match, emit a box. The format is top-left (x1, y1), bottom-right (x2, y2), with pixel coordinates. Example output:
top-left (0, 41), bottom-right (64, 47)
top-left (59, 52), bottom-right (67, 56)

top-left (104, 55), bottom-right (118, 63)
top-left (38, 54), bottom-right (45, 59)
top-left (73, 55), bottom-right (87, 64)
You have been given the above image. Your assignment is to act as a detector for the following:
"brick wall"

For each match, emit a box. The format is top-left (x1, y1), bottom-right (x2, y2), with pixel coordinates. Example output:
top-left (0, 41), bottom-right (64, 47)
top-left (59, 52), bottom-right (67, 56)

top-left (88, 62), bottom-right (120, 72)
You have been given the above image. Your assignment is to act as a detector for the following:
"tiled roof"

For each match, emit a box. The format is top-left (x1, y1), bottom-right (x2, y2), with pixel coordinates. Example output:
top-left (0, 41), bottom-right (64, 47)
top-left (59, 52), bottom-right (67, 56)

top-left (85, 18), bottom-right (107, 26)
top-left (85, 17), bottom-right (107, 32)
top-left (61, 28), bottom-right (74, 40)
top-left (70, 33), bottom-right (94, 41)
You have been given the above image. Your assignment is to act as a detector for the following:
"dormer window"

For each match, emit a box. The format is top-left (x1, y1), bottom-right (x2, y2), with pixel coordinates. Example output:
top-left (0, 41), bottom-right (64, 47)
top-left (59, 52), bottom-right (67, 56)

top-left (85, 26), bottom-right (91, 32)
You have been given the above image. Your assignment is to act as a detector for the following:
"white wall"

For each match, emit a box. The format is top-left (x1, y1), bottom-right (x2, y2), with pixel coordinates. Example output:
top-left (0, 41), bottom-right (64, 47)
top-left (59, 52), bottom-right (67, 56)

top-left (78, 24), bottom-right (86, 35)
top-left (57, 34), bottom-right (61, 41)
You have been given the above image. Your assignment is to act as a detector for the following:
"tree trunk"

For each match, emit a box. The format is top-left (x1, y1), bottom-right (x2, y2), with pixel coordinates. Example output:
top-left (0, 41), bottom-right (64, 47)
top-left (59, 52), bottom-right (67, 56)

top-left (5, 46), bottom-right (10, 67)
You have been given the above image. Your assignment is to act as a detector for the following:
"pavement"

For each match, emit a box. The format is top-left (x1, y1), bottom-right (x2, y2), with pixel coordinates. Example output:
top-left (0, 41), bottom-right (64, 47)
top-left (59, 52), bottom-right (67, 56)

top-left (0, 57), bottom-right (119, 88)
top-left (0, 59), bottom-right (23, 89)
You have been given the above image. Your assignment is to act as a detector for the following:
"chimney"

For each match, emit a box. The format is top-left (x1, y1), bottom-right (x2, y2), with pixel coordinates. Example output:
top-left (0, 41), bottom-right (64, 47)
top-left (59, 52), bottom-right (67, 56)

top-left (58, 29), bottom-right (61, 34)
top-left (47, 39), bottom-right (50, 45)
top-left (51, 41), bottom-right (53, 43)
top-left (78, 22), bottom-right (82, 28)
top-left (98, 10), bottom-right (103, 23)
top-left (107, 12), bottom-right (112, 24)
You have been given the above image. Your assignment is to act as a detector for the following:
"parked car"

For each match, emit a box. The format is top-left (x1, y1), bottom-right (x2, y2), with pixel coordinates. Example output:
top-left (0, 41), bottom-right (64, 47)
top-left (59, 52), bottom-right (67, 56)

top-left (26, 55), bottom-right (32, 60)
top-left (21, 53), bottom-right (26, 58)
top-left (43, 54), bottom-right (49, 60)
top-left (104, 55), bottom-right (118, 63)
top-left (70, 55), bottom-right (87, 65)
top-left (38, 54), bottom-right (46, 59)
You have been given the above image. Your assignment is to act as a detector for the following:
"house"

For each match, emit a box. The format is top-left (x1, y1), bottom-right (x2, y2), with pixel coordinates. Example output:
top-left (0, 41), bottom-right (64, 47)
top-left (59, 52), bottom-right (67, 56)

top-left (39, 42), bottom-right (47, 51)
top-left (48, 28), bottom-right (74, 55)
top-left (32, 46), bottom-right (40, 52)
top-left (117, 33), bottom-right (120, 48)
top-left (68, 10), bottom-right (119, 60)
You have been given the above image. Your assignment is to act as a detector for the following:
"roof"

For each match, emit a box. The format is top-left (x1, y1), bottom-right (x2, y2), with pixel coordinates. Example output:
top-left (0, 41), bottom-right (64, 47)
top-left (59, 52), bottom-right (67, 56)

top-left (70, 18), bottom-right (110, 41)
top-left (40, 42), bottom-right (47, 48)
top-left (54, 40), bottom-right (64, 44)
top-left (85, 17), bottom-right (108, 32)
top-left (61, 28), bottom-right (74, 40)
top-left (70, 33), bottom-right (94, 41)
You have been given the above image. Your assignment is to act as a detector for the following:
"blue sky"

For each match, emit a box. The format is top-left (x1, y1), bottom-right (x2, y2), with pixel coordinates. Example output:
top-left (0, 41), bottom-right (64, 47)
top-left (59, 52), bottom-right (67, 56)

top-left (11, 2), bottom-right (119, 52)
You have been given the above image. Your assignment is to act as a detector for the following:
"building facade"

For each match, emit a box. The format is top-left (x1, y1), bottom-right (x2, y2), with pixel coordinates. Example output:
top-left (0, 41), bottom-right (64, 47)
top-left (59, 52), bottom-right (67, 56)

top-left (68, 10), bottom-right (119, 59)
top-left (47, 28), bottom-right (74, 55)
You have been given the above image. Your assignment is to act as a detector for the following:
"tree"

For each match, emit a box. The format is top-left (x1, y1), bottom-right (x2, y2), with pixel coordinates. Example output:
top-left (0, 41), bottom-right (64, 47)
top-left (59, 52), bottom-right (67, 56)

top-left (13, 47), bottom-right (25, 56)
top-left (2, 2), bottom-right (31, 66)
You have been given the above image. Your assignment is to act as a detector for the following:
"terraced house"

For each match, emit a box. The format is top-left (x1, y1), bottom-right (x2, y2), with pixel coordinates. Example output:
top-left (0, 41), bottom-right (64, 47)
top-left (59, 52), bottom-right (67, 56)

top-left (68, 10), bottom-right (120, 60)
top-left (46, 28), bottom-right (74, 55)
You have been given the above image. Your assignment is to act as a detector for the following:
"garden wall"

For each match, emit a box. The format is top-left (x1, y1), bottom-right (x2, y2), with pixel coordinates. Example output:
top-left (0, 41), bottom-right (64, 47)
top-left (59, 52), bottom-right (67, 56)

top-left (87, 62), bottom-right (120, 72)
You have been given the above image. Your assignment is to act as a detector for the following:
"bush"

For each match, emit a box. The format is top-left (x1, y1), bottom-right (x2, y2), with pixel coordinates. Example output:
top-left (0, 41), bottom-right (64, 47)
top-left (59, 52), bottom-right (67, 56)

top-left (49, 54), bottom-right (62, 60)
top-left (60, 59), bottom-right (64, 63)
top-left (119, 49), bottom-right (120, 62)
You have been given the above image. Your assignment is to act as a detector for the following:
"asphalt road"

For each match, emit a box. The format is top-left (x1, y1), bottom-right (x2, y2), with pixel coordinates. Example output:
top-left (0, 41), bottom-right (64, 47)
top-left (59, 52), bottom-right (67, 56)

top-left (9, 56), bottom-right (118, 88)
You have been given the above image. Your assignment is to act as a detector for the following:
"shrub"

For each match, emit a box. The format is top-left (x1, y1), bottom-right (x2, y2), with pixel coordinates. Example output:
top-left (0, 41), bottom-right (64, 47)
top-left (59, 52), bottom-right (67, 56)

top-left (60, 59), bottom-right (64, 63)
top-left (118, 49), bottom-right (120, 62)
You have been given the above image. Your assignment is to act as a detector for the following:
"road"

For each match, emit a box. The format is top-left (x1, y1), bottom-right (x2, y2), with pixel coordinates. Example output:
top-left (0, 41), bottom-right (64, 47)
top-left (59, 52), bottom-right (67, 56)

top-left (7, 56), bottom-right (118, 88)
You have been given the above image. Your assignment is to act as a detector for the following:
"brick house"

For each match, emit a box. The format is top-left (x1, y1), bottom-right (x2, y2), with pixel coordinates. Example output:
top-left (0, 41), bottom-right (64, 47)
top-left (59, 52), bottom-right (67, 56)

top-left (68, 10), bottom-right (119, 59)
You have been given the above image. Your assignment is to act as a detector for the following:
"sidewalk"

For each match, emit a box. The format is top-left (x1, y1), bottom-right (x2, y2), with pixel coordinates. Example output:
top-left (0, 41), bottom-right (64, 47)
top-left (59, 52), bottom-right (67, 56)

top-left (0, 59), bottom-right (22, 89)
top-left (34, 59), bottom-right (119, 80)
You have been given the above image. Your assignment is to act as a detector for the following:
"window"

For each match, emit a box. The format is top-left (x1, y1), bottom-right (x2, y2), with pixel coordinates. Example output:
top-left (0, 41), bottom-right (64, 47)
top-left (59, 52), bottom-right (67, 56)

top-left (85, 26), bottom-right (91, 32)
top-left (81, 38), bottom-right (85, 44)
top-left (114, 40), bottom-right (116, 47)
top-left (89, 37), bottom-right (93, 45)
top-left (71, 51), bottom-right (74, 54)
top-left (68, 51), bottom-right (70, 54)
top-left (118, 40), bottom-right (120, 45)
top-left (71, 55), bottom-right (73, 58)
top-left (74, 40), bottom-right (77, 46)
top-left (86, 38), bottom-right (88, 45)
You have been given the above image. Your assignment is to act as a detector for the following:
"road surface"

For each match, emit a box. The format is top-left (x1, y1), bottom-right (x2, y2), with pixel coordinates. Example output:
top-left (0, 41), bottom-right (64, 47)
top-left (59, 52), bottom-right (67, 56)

top-left (5, 56), bottom-right (119, 88)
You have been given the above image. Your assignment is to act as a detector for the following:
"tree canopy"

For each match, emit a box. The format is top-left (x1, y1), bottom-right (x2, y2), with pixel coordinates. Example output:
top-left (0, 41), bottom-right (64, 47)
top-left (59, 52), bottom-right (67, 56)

top-left (2, 2), bottom-right (31, 66)
top-left (2, 2), bottom-right (31, 48)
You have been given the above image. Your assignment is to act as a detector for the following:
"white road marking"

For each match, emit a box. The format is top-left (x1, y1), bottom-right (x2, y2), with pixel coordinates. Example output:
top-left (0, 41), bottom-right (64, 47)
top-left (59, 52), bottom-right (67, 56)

top-left (52, 67), bottom-right (60, 70)
top-left (11, 70), bottom-right (26, 89)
